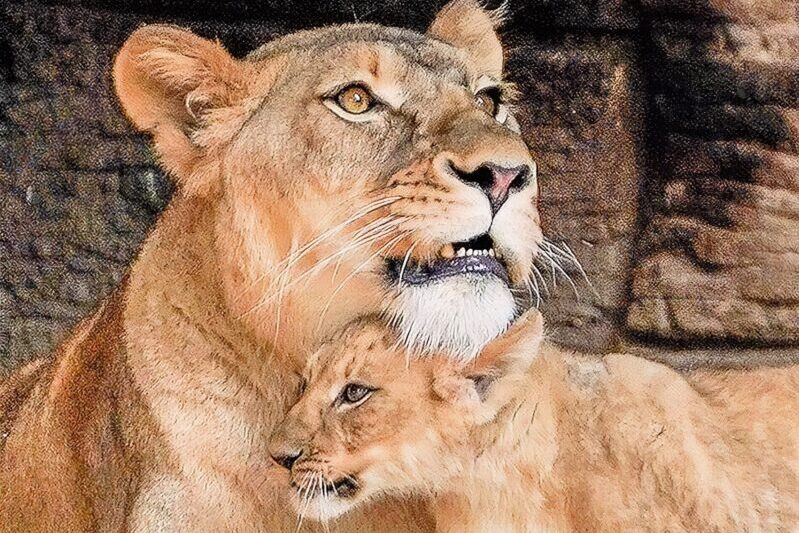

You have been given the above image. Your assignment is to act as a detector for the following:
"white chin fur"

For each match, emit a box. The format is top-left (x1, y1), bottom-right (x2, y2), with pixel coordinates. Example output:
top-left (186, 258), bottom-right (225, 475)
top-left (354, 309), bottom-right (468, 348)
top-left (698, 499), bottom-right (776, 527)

top-left (292, 494), bottom-right (355, 522)
top-left (384, 275), bottom-right (517, 362)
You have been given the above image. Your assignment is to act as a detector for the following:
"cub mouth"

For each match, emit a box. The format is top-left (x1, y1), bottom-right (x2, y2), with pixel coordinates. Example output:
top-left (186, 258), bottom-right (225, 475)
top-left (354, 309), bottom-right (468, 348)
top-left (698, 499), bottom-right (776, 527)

top-left (292, 475), bottom-right (360, 499)
top-left (387, 234), bottom-right (510, 286)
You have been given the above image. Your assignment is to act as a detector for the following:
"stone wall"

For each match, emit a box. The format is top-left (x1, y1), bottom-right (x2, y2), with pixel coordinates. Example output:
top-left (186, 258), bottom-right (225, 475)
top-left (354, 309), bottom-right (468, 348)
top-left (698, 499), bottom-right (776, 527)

top-left (510, 36), bottom-right (644, 352)
top-left (0, 2), bottom-right (283, 372)
top-left (1, 0), bottom-right (797, 371)
top-left (627, 0), bottom-right (799, 344)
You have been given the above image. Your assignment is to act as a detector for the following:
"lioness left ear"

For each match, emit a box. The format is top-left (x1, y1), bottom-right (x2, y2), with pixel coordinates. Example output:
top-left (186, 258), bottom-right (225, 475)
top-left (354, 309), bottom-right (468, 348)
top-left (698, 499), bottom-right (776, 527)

top-left (428, 0), bottom-right (506, 78)
top-left (113, 25), bottom-right (251, 194)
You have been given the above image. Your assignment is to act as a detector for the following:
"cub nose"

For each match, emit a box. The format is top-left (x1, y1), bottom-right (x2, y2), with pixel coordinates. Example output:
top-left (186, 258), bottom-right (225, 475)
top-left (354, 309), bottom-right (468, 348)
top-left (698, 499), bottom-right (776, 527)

top-left (270, 448), bottom-right (303, 470)
top-left (450, 161), bottom-right (531, 214)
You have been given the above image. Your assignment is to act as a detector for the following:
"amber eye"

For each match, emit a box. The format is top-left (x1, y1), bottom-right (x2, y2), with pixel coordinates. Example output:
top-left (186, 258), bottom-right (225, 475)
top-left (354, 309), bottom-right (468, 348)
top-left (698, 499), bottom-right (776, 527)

top-left (339, 383), bottom-right (374, 405)
top-left (474, 87), bottom-right (501, 117)
top-left (335, 85), bottom-right (375, 114)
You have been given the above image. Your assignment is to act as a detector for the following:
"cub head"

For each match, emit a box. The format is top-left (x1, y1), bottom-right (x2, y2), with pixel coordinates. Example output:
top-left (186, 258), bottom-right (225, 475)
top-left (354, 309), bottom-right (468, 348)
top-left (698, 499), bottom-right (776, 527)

top-left (268, 309), bottom-right (544, 521)
top-left (113, 0), bottom-right (542, 359)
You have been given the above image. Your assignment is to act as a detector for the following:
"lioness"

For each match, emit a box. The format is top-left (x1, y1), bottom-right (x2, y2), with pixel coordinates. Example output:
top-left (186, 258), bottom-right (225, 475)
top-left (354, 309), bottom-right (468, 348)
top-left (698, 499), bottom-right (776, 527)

top-left (270, 310), bottom-right (799, 532)
top-left (0, 1), bottom-right (541, 531)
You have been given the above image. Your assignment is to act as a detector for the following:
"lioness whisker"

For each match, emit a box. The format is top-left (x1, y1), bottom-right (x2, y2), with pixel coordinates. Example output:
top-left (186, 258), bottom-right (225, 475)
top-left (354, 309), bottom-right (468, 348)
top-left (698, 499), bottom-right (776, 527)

top-left (530, 263), bottom-right (549, 296)
top-left (268, 207), bottom-right (402, 292)
top-left (559, 241), bottom-right (596, 295)
top-left (273, 219), bottom-right (403, 297)
top-left (274, 195), bottom-right (400, 272)
top-left (524, 276), bottom-right (541, 308)
top-left (234, 195), bottom-right (401, 303)
top-left (397, 240), bottom-right (418, 288)
top-left (541, 239), bottom-right (593, 292)
top-left (271, 233), bottom-right (302, 352)
top-left (315, 231), bottom-right (411, 333)
top-left (543, 250), bottom-right (558, 289)
top-left (540, 249), bottom-right (580, 298)
top-left (238, 218), bottom-right (405, 319)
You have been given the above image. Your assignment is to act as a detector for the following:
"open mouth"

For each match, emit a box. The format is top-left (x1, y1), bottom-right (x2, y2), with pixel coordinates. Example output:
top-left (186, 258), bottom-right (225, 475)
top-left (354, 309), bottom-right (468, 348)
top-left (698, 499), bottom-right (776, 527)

top-left (387, 234), bottom-right (510, 286)
top-left (292, 476), bottom-right (360, 499)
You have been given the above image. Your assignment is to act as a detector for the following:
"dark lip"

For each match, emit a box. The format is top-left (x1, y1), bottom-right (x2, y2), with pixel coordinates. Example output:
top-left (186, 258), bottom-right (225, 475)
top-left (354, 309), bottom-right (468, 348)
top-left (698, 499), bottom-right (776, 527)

top-left (387, 254), bottom-right (510, 285)
top-left (386, 234), bottom-right (510, 286)
top-left (292, 475), bottom-right (360, 499)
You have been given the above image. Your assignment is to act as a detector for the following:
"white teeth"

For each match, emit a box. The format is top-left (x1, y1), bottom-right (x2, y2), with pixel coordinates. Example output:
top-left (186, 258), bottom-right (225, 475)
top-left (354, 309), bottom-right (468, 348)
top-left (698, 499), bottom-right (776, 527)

top-left (460, 248), bottom-right (497, 256)
top-left (449, 247), bottom-right (497, 258)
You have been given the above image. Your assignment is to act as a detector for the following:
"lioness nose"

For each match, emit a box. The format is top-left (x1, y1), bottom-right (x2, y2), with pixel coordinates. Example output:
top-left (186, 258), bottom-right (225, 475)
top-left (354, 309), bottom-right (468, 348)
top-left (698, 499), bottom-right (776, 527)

top-left (270, 449), bottom-right (303, 470)
top-left (449, 162), bottom-right (530, 214)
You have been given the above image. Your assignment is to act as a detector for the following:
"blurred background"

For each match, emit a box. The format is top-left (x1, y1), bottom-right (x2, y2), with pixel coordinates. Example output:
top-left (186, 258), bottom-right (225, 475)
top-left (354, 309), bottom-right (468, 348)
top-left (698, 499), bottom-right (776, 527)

top-left (1, 0), bottom-right (798, 374)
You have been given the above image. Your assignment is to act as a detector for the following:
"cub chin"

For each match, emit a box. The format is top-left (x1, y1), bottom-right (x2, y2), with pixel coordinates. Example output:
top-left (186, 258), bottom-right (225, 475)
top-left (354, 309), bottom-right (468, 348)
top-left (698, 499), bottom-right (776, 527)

top-left (269, 310), bottom-right (799, 532)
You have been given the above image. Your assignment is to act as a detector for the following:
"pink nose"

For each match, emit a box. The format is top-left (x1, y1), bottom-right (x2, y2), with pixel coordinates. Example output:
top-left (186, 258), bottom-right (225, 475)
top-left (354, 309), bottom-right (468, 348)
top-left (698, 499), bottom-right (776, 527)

top-left (449, 162), bottom-right (531, 214)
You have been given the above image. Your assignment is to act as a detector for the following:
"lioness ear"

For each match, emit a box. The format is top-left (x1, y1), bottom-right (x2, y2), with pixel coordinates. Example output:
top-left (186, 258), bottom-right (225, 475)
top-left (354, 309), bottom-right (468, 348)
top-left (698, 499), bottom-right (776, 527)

top-left (113, 25), bottom-right (248, 192)
top-left (428, 0), bottom-right (506, 78)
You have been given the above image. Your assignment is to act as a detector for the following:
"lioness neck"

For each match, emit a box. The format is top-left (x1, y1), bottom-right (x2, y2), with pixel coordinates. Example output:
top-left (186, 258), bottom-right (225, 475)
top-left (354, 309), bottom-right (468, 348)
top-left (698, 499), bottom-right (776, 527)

top-left (439, 347), bottom-right (799, 533)
top-left (123, 195), bottom-right (302, 528)
top-left (122, 196), bottom-right (434, 532)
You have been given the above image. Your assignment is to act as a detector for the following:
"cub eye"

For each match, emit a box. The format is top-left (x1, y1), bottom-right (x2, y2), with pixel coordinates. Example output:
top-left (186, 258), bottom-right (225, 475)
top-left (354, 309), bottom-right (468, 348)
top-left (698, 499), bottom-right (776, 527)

top-left (339, 383), bottom-right (374, 406)
top-left (335, 85), bottom-right (375, 115)
top-left (474, 87), bottom-right (501, 117)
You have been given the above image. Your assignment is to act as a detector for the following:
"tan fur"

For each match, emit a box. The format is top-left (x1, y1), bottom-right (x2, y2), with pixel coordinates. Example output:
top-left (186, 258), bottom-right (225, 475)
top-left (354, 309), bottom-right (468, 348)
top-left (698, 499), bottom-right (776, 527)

top-left (272, 311), bottom-right (799, 532)
top-left (0, 1), bottom-right (541, 530)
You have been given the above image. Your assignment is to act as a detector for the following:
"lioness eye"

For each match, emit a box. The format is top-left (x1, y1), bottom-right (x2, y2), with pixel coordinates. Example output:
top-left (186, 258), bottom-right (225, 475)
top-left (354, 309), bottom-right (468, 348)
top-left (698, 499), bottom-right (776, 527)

top-left (474, 87), bottom-right (501, 117)
top-left (340, 383), bottom-right (374, 405)
top-left (335, 85), bottom-right (375, 115)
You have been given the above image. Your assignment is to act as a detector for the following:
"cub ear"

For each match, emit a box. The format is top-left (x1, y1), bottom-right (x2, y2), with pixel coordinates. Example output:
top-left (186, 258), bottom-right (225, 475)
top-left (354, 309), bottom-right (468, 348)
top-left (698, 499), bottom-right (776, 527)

top-left (432, 309), bottom-right (545, 421)
top-left (428, 0), bottom-right (506, 78)
top-left (474, 308), bottom-right (545, 377)
top-left (113, 25), bottom-right (248, 191)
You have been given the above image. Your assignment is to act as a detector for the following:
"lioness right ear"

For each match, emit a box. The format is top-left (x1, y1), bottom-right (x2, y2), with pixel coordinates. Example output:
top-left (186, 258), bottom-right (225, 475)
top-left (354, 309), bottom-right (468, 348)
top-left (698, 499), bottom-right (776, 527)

top-left (113, 25), bottom-right (249, 192)
top-left (428, 0), bottom-right (506, 78)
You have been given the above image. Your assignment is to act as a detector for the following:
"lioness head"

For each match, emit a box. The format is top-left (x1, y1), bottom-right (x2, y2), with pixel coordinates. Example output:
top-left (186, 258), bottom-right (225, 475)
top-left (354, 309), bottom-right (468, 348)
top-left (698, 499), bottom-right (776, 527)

top-left (113, 0), bottom-right (541, 359)
top-left (268, 309), bottom-right (544, 521)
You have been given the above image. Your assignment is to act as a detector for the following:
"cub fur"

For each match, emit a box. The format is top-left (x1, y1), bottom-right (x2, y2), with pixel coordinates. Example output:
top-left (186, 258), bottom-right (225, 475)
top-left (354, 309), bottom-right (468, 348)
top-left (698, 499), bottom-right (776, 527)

top-left (271, 311), bottom-right (799, 532)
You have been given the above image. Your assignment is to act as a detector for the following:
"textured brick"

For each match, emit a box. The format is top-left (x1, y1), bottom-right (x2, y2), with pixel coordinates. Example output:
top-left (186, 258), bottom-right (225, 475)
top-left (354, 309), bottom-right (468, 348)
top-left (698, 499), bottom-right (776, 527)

top-left (656, 99), bottom-right (799, 154)
top-left (640, 0), bottom-right (798, 24)
top-left (509, 36), bottom-right (644, 350)
top-left (650, 21), bottom-right (799, 106)
top-left (628, 0), bottom-right (799, 343)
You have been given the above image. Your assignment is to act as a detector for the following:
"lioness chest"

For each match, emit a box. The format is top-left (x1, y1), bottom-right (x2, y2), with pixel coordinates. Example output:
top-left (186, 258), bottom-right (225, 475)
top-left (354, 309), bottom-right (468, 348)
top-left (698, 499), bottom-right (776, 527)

top-left (0, 291), bottom-right (433, 532)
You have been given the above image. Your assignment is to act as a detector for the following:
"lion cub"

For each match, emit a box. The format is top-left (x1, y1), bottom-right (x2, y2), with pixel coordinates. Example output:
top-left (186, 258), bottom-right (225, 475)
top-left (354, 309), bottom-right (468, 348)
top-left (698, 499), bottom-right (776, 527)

top-left (270, 310), bottom-right (799, 532)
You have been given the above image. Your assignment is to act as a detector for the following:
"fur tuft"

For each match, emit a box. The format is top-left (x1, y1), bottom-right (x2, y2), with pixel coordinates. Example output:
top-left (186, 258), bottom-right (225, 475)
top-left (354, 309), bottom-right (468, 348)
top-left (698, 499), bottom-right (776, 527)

top-left (383, 276), bottom-right (516, 361)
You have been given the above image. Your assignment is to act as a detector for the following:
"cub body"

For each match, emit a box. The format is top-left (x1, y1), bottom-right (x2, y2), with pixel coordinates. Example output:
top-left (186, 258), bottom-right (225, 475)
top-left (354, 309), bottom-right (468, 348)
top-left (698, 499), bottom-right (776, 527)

top-left (271, 311), bottom-right (799, 532)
